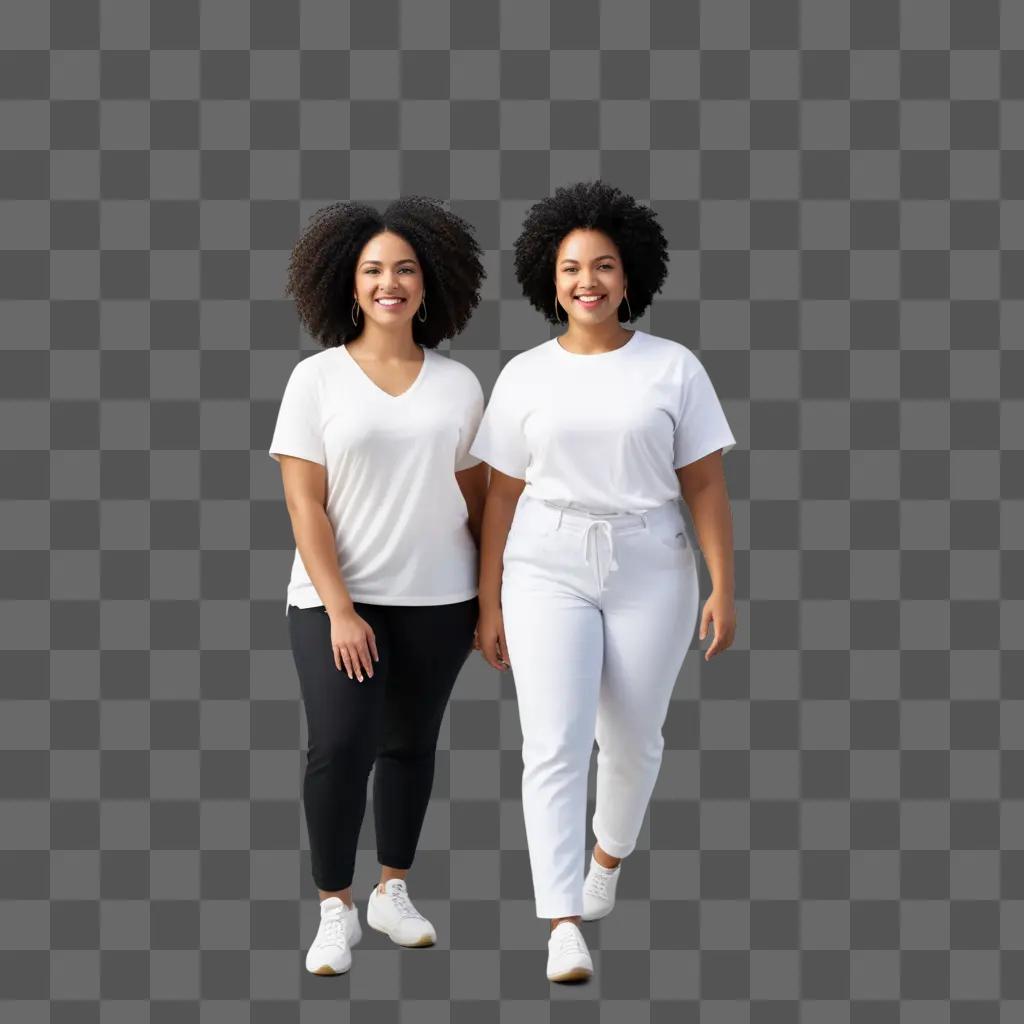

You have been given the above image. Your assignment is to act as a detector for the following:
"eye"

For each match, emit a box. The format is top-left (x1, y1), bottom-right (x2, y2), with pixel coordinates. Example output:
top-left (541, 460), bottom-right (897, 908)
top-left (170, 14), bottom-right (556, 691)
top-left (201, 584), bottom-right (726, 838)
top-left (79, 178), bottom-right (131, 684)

top-left (399, 267), bottom-right (415, 273)
top-left (599, 263), bottom-right (613, 270)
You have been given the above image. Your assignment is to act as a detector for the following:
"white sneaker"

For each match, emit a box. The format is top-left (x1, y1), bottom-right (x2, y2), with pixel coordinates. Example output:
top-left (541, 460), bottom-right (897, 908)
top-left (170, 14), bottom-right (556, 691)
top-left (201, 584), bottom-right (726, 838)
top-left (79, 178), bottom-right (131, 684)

top-left (546, 921), bottom-right (593, 982)
top-left (366, 879), bottom-right (437, 947)
top-left (581, 854), bottom-right (621, 921)
top-left (305, 896), bottom-right (362, 975)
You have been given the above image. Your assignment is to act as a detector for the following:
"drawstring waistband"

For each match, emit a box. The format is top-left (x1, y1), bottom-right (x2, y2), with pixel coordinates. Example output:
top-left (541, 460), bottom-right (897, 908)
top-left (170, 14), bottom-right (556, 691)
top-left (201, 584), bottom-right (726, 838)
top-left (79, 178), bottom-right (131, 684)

top-left (580, 518), bottom-right (619, 593)
top-left (539, 499), bottom-right (654, 594)
top-left (526, 496), bottom-right (685, 595)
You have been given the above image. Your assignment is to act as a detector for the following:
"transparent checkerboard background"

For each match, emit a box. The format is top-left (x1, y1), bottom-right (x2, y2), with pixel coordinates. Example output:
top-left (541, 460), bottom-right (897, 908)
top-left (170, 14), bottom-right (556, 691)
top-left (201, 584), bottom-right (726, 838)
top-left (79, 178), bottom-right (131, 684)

top-left (2, 0), bottom-right (1023, 1020)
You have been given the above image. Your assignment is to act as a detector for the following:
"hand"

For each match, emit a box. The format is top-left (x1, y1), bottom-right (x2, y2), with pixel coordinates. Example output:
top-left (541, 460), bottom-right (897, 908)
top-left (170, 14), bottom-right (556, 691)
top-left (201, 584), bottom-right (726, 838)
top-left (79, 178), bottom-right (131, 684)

top-left (475, 607), bottom-right (511, 672)
top-left (327, 607), bottom-right (379, 681)
top-left (699, 590), bottom-right (736, 661)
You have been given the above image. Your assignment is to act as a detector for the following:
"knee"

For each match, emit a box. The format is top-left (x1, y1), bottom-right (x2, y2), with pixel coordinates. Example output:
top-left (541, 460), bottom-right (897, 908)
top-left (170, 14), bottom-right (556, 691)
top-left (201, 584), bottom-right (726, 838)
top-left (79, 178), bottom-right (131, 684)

top-left (376, 741), bottom-right (435, 764)
top-left (521, 735), bottom-right (590, 785)
top-left (308, 728), bottom-right (375, 771)
top-left (598, 723), bottom-right (665, 765)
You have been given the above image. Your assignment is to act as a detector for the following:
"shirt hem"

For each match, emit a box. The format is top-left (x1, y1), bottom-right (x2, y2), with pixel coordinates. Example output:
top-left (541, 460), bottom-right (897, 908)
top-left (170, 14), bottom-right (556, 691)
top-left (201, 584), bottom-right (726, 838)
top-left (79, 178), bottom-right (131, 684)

top-left (674, 437), bottom-right (737, 470)
top-left (286, 587), bottom-right (479, 612)
top-left (468, 451), bottom-right (527, 480)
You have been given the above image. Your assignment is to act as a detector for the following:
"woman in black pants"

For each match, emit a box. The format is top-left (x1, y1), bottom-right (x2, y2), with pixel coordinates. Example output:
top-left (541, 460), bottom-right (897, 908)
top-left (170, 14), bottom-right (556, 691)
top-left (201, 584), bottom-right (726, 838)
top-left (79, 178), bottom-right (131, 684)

top-left (268, 197), bottom-right (487, 975)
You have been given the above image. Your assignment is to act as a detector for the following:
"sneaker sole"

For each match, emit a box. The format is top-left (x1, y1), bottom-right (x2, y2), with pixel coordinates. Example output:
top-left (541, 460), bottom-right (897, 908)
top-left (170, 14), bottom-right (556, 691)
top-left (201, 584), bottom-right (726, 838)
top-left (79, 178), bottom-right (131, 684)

top-left (367, 919), bottom-right (436, 947)
top-left (308, 961), bottom-right (351, 976)
top-left (548, 965), bottom-right (593, 983)
top-left (581, 903), bottom-right (613, 922)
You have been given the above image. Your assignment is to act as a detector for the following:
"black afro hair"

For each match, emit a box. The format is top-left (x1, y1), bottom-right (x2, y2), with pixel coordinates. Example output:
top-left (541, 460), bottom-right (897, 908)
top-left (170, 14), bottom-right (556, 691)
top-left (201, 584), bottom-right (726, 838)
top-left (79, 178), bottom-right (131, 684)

top-left (512, 180), bottom-right (669, 325)
top-left (284, 195), bottom-right (485, 349)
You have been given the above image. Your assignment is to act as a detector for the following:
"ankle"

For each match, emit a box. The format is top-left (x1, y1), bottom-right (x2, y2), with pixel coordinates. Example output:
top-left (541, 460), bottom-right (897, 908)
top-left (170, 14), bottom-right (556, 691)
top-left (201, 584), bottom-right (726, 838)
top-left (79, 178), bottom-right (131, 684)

top-left (317, 887), bottom-right (353, 907)
top-left (551, 915), bottom-right (581, 931)
top-left (592, 846), bottom-right (621, 870)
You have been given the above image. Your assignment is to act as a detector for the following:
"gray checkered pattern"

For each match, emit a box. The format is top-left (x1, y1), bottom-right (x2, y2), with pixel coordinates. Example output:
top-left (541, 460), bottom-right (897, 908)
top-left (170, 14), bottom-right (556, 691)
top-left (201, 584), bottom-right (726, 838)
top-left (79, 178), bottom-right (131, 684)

top-left (2, 0), bottom-right (1022, 1019)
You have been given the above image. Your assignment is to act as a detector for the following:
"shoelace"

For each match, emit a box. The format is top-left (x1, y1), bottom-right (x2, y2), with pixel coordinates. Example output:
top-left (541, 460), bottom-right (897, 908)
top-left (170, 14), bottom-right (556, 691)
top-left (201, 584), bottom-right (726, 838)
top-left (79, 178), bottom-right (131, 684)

top-left (554, 925), bottom-right (587, 956)
top-left (387, 882), bottom-right (425, 921)
top-left (318, 905), bottom-right (347, 949)
top-left (584, 867), bottom-right (614, 901)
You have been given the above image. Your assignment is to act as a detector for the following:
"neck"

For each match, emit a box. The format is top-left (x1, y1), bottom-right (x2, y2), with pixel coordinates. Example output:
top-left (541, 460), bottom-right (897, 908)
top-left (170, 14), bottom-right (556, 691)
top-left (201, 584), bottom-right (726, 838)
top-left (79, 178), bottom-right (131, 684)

top-left (348, 321), bottom-right (421, 360)
top-left (558, 318), bottom-right (634, 354)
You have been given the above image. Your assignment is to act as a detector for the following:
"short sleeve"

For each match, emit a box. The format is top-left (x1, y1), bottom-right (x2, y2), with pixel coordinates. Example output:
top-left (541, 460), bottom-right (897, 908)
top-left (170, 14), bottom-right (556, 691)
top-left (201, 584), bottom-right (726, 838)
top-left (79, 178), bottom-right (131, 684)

top-left (468, 363), bottom-right (530, 479)
top-left (673, 358), bottom-right (737, 469)
top-left (268, 358), bottom-right (326, 466)
top-left (454, 373), bottom-right (485, 472)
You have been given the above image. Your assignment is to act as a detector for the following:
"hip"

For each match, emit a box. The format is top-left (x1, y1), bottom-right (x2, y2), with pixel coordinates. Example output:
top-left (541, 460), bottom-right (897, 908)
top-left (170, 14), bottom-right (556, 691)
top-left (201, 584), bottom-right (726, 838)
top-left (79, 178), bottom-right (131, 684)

top-left (502, 494), bottom-right (698, 597)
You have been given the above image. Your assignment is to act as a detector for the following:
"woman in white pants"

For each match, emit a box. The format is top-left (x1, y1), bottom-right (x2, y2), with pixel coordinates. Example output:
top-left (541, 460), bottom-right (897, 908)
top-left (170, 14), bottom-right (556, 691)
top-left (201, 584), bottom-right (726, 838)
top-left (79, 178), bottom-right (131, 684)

top-left (471, 181), bottom-right (738, 983)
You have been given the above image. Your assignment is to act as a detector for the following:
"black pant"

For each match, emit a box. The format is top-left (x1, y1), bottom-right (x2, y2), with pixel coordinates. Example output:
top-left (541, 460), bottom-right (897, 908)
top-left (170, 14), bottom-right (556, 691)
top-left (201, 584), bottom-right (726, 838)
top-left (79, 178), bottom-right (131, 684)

top-left (287, 597), bottom-right (478, 892)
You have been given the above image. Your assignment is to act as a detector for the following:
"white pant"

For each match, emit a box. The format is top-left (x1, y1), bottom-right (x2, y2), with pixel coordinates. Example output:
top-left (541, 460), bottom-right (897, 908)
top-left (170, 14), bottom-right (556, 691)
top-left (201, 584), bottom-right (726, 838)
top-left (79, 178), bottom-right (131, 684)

top-left (500, 493), bottom-right (700, 918)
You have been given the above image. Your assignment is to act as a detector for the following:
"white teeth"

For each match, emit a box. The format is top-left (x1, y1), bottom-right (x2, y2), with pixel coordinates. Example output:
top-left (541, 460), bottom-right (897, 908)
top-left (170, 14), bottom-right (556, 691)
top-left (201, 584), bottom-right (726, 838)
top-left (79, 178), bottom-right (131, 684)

top-left (376, 298), bottom-right (403, 305)
top-left (576, 295), bottom-right (603, 303)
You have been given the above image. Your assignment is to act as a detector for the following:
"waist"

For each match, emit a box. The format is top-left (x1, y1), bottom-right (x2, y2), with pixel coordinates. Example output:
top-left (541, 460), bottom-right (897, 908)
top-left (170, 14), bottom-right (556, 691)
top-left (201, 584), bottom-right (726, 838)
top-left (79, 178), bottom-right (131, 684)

top-left (518, 493), bottom-right (684, 533)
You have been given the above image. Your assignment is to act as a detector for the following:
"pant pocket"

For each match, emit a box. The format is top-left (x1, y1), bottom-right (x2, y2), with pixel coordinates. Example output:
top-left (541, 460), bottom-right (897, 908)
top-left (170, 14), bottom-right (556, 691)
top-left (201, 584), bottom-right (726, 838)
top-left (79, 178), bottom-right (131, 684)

top-left (648, 518), bottom-right (689, 550)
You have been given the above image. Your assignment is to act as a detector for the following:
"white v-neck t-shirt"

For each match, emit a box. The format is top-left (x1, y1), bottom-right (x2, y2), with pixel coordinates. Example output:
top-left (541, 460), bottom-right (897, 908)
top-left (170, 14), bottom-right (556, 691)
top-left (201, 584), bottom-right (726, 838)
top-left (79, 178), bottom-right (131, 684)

top-left (268, 344), bottom-right (484, 611)
top-left (469, 329), bottom-right (736, 514)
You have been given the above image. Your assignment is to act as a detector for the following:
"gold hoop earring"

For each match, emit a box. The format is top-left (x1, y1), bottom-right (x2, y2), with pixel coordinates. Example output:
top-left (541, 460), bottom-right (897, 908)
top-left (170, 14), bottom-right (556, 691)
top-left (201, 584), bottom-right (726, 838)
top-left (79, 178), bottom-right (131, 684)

top-left (351, 299), bottom-right (361, 326)
top-left (553, 297), bottom-right (564, 324)
top-left (622, 291), bottom-right (632, 320)
top-left (418, 295), bottom-right (427, 323)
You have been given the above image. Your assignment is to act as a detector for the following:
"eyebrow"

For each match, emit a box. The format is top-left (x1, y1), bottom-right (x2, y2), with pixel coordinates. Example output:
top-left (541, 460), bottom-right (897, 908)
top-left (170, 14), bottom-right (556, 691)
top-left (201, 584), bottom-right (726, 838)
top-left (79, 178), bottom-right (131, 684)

top-left (359, 258), bottom-right (418, 268)
top-left (559, 255), bottom-right (618, 265)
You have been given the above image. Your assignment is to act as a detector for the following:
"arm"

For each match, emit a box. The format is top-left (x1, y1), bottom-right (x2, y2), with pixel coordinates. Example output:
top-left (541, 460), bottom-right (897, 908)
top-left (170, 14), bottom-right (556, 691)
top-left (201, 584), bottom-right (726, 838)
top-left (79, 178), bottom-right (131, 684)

top-left (677, 449), bottom-right (736, 660)
top-left (279, 455), bottom-right (353, 617)
top-left (278, 455), bottom-right (377, 679)
top-left (455, 461), bottom-right (489, 547)
top-left (476, 467), bottom-right (526, 670)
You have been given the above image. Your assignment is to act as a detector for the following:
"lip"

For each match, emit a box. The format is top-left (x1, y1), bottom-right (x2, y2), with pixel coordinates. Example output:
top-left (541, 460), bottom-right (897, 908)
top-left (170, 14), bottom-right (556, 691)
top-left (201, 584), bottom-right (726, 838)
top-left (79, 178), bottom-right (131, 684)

top-left (573, 294), bottom-right (606, 304)
top-left (375, 297), bottom-right (406, 308)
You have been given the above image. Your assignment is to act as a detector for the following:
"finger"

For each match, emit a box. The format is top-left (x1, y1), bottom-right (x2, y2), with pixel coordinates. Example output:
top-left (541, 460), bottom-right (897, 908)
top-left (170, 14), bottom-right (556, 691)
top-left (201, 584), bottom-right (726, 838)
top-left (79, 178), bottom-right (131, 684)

top-left (368, 631), bottom-right (379, 663)
top-left (699, 609), bottom-right (710, 641)
top-left (340, 649), bottom-right (354, 679)
top-left (348, 644), bottom-right (365, 682)
top-left (349, 645), bottom-right (365, 681)
top-left (498, 630), bottom-right (511, 669)
top-left (702, 621), bottom-right (716, 659)
top-left (482, 640), bottom-right (503, 672)
top-left (356, 640), bottom-right (373, 680)
top-left (333, 643), bottom-right (342, 673)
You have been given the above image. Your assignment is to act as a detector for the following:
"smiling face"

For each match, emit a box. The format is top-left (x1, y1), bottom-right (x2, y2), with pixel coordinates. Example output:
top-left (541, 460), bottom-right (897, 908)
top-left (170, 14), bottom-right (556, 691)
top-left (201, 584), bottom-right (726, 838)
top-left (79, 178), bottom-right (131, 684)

top-left (553, 228), bottom-right (628, 326)
top-left (352, 230), bottom-right (424, 329)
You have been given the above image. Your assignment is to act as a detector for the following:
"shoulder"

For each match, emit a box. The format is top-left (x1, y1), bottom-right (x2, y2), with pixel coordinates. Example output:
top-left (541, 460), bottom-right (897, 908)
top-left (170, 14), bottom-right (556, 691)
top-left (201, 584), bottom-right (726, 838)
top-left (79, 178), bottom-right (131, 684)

top-left (635, 331), bottom-right (708, 378)
top-left (282, 348), bottom-right (334, 392)
top-left (494, 338), bottom-right (559, 382)
top-left (291, 347), bottom-right (335, 376)
top-left (636, 330), bottom-right (694, 362)
top-left (426, 349), bottom-right (484, 398)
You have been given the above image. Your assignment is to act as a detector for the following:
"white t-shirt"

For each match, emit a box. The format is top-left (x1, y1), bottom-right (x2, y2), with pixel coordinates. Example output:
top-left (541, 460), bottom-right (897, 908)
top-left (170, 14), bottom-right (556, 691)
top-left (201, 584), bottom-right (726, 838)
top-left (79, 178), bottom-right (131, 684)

top-left (268, 344), bottom-right (484, 611)
top-left (469, 329), bottom-right (736, 513)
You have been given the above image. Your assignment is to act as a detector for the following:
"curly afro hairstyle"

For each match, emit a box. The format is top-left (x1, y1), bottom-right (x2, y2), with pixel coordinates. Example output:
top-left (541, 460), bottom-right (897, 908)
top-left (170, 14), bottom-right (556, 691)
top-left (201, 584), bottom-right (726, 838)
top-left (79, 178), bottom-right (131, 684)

top-left (513, 180), bottom-right (669, 326)
top-left (284, 195), bottom-right (485, 349)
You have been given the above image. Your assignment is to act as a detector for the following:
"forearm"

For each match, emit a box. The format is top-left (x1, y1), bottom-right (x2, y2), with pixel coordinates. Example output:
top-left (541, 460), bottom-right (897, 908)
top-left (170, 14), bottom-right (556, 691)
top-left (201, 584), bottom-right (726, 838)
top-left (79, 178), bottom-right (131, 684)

top-left (477, 491), bottom-right (518, 611)
top-left (683, 481), bottom-right (735, 597)
top-left (465, 496), bottom-right (484, 548)
top-left (287, 501), bottom-right (354, 617)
